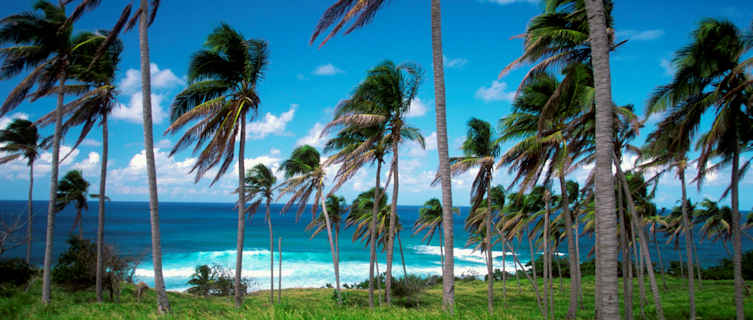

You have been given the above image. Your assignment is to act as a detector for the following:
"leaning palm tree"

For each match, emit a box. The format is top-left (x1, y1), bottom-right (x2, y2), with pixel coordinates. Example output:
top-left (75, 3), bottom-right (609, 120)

top-left (307, 194), bottom-right (348, 283)
top-left (325, 61), bottom-right (424, 304)
top-left (34, 31), bottom-right (124, 303)
top-left (695, 199), bottom-right (734, 257)
top-left (413, 198), bottom-right (455, 267)
top-left (277, 145), bottom-right (342, 299)
top-left (438, 118), bottom-right (498, 313)
top-left (55, 170), bottom-right (89, 239)
top-left (164, 24), bottom-right (268, 307)
top-left (244, 163), bottom-right (277, 304)
top-left (0, 1), bottom-right (109, 303)
top-left (647, 19), bottom-right (753, 319)
top-left (311, 1), bottom-right (456, 308)
top-left (0, 119), bottom-right (40, 264)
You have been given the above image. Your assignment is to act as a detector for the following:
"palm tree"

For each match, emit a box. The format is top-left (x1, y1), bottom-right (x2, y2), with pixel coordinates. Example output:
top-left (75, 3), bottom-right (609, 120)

top-left (55, 170), bottom-right (90, 238)
top-left (35, 30), bottom-right (124, 303)
top-left (582, 0), bottom-right (619, 317)
top-left (244, 163), bottom-right (277, 304)
top-left (413, 198), bottom-right (455, 267)
top-left (440, 118), bottom-right (498, 313)
top-left (325, 61), bottom-right (424, 304)
top-left (0, 1), bottom-right (108, 303)
top-left (165, 24), bottom-right (267, 307)
top-left (307, 194), bottom-right (348, 288)
top-left (311, 1), bottom-right (456, 308)
top-left (695, 199), bottom-right (734, 256)
top-left (648, 19), bottom-right (752, 319)
top-left (278, 145), bottom-right (342, 299)
top-left (0, 119), bottom-right (40, 264)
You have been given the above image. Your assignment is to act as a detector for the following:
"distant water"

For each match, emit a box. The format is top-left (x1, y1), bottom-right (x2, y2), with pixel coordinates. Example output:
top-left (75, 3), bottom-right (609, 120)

top-left (1, 200), bottom-right (750, 292)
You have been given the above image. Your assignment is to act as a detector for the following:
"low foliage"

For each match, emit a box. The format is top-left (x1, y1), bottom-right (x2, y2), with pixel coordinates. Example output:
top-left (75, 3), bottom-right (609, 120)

top-left (51, 237), bottom-right (138, 291)
top-left (186, 264), bottom-right (250, 297)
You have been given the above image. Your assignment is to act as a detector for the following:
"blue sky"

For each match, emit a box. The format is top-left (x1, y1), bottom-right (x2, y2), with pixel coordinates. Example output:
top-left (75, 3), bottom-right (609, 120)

top-left (0, 0), bottom-right (751, 208)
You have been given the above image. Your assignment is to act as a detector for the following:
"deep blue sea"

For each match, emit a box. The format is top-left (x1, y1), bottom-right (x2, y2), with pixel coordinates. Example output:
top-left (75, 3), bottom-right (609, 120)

top-left (1, 200), bottom-right (750, 292)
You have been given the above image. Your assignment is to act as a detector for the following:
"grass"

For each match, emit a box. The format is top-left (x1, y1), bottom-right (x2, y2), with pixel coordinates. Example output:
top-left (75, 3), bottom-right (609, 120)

top-left (1, 275), bottom-right (750, 319)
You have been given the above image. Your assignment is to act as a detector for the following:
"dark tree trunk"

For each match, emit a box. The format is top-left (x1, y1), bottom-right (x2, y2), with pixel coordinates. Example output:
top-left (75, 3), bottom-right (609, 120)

top-left (96, 114), bottom-right (108, 302)
top-left (385, 144), bottom-right (400, 305)
top-left (731, 145), bottom-right (744, 320)
top-left (680, 166), bottom-right (695, 319)
top-left (369, 160), bottom-right (382, 308)
top-left (486, 181), bottom-right (493, 315)
top-left (26, 161), bottom-right (33, 264)
top-left (618, 185), bottom-right (633, 320)
top-left (559, 171), bottom-right (579, 318)
top-left (267, 198), bottom-right (273, 304)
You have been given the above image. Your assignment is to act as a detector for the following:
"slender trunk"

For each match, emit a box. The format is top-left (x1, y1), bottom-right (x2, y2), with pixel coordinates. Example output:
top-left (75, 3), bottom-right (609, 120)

top-left (398, 232), bottom-right (407, 279)
top-left (486, 182), bottom-right (493, 315)
top-left (618, 185), bottom-right (633, 320)
top-left (679, 247), bottom-right (685, 276)
top-left (278, 236), bottom-right (282, 303)
top-left (502, 237), bottom-right (507, 303)
top-left (376, 254), bottom-right (382, 304)
top-left (319, 194), bottom-right (340, 301)
top-left (440, 226), bottom-right (444, 268)
top-left (653, 229), bottom-right (667, 290)
top-left (267, 198), bottom-right (273, 304)
top-left (543, 193), bottom-right (550, 320)
top-left (138, 0), bottom-right (169, 312)
top-left (369, 160), bottom-right (382, 308)
top-left (96, 116), bottom-right (108, 303)
top-left (514, 239), bottom-right (521, 295)
top-left (556, 252), bottom-right (563, 295)
top-left (693, 236), bottom-right (702, 289)
top-left (431, 0), bottom-right (455, 311)
top-left (617, 165), bottom-right (665, 320)
top-left (631, 211), bottom-right (646, 319)
top-left (26, 162), bottom-right (33, 264)
top-left (528, 226), bottom-right (538, 297)
top-left (233, 119), bottom-right (247, 307)
top-left (594, 204), bottom-right (601, 319)
top-left (385, 144), bottom-right (400, 305)
top-left (679, 166), bottom-right (695, 319)
top-left (584, 0), bottom-right (619, 317)
top-left (574, 211), bottom-right (583, 307)
top-left (42, 69), bottom-right (66, 305)
top-left (501, 233), bottom-right (545, 316)
top-left (77, 208), bottom-right (83, 239)
top-left (559, 172), bottom-right (579, 318)
top-left (731, 145), bottom-right (744, 320)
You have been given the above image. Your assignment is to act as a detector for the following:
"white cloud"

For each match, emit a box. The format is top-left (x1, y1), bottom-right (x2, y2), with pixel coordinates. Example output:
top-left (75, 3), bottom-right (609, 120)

top-left (81, 139), bottom-right (102, 147)
top-left (406, 98), bottom-right (428, 118)
top-left (0, 112), bottom-right (29, 129)
top-left (73, 152), bottom-right (100, 171)
top-left (119, 63), bottom-right (184, 94)
top-left (156, 139), bottom-right (173, 149)
top-left (443, 55), bottom-right (469, 69)
top-left (475, 80), bottom-right (515, 102)
top-left (111, 92), bottom-right (167, 124)
top-left (313, 64), bottom-right (343, 76)
top-left (108, 148), bottom-right (197, 195)
top-left (247, 105), bottom-right (296, 139)
top-left (296, 122), bottom-right (327, 149)
top-left (616, 29), bottom-right (665, 41)
top-left (660, 58), bottom-right (674, 76)
top-left (481, 0), bottom-right (538, 5)
top-left (406, 131), bottom-right (437, 157)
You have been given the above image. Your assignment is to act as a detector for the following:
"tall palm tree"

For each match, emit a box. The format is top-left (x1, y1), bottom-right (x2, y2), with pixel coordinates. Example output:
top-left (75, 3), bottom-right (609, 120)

top-left (440, 118), bottom-right (499, 313)
top-left (278, 145), bottom-right (342, 299)
top-left (325, 61), bottom-right (423, 304)
top-left (244, 163), bottom-right (277, 304)
top-left (648, 19), bottom-right (752, 319)
top-left (583, 0), bottom-right (619, 317)
top-left (34, 30), bottom-right (124, 302)
top-left (0, 119), bottom-right (40, 264)
top-left (165, 24), bottom-right (267, 308)
top-left (0, 1), bottom-right (107, 303)
top-left (311, 1), bottom-right (456, 308)
top-left (695, 199), bottom-right (734, 256)
top-left (55, 170), bottom-right (89, 238)
top-left (307, 194), bottom-right (348, 291)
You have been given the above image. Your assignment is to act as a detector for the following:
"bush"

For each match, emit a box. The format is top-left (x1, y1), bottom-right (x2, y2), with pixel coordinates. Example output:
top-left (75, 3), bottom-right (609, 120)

top-left (699, 250), bottom-right (753, 280)
top-left (52, 237), bottom-right (138, 291)
top-left (0, 258), bottom-right (34, 287)
top-left (186, 264), bottom-right (250, 296)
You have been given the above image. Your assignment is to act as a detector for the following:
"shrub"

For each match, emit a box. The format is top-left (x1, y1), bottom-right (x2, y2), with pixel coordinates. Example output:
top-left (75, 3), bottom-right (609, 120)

top-left (186, 264), bottom-right (250, 296)
top-left (51, 237), bottom-right (138, 291)
top-left (0, 258), bottom-right (34, 287)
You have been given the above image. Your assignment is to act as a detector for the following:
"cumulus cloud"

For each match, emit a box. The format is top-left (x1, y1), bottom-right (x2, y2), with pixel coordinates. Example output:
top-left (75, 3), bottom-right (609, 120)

top-left (73, 152), bottom-right (100, 171)
top-left (247, 104), bottom-right (296, 139)
top-left (313, 64), bottom-right (343, 76)
top-left (108, 148), bottom-right (197, 195)
top-left (475, 80), bottom-right (515, 102)
top-left (111, 92), bottom-right (168, 124)
top-left (296, 122), bottom-right (327, 149)
top-left (406, 98), bottom-right (428, 118)
top-left (443, 55), bottom-right (469, 69)
top-left (119, 63), bottom-right (184, 94)
top-left (616, 29), bottom-right (665, 41)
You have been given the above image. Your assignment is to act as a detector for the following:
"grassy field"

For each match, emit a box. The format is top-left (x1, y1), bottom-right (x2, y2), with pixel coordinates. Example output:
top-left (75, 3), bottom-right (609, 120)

top-left (1, 275), bottom-right (750, 319)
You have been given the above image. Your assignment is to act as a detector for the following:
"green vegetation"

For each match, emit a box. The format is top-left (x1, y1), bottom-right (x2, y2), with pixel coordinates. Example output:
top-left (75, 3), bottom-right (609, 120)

top-left (0, 275), bottom-right (749, 319)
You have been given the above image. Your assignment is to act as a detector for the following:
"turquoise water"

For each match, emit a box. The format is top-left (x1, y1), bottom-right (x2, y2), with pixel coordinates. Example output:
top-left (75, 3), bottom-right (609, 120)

top-left (0, 200), bottom-right (749, 292)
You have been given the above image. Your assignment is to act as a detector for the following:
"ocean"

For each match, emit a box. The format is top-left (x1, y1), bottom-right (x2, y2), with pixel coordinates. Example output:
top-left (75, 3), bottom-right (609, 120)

top-left (0, 200), bottom-right (749, 292)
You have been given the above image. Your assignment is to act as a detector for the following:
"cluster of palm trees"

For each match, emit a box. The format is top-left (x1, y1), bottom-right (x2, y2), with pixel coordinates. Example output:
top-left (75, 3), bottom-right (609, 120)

top-left (0, 0), bottom-right (750, 318)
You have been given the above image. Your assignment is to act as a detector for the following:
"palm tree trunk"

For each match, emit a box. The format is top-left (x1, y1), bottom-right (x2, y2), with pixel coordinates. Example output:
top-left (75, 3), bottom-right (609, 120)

top-left (375, 255), bottom-right (382, 305)
top-left (398, 231), bottom-right (407, 279)
top-left (26, 161), bottom-right (33, 264)
top-left (319, 194), bottom-right (341, 302)
top-left (528, 226), bottom-right (538, 297)
top-left (486, 183), bottom-right (493, 315)
top-left (543, 195), bottom-right (550, 320)
top-left (430, 0), bottom-right (455, 311)
top-left (559, 171), bottom-right (579, 318)
top-left (233, 119), bottom-right (247, 307)
top-left (369, 160), bottom-right (382, 308)
top-left (653, 229), bottom-right (667, 290)
top-left (631, 214), bottom-right (646, 319)
top-left (502, 237), bottom-right (507, 303)
top-left (594, 206), bottom-right (601, 318)
top-left (514, 239), bottom-right (521, 295)
top-left (385, 144), bottom-right (400, 305)
top-left (439, 226), bottom-right (444, 268)
top-left (679, 166), bottom-right (696, 319)
top-left (574, 212), bottom-right (583, 307)
top-left (138, 0), bottom-right (169, 312)
top-left (731, 145), bottom-right (744, 320)
top-left (618, 185), bottom-right (633, 320)
top-left (617, 166), bottom-right (665, 320)
top-left (583, 0), bottom-right (619, 317)
top-left (693, 236), bottom-right (702, 289)
top-left (501, 233), bottom-right (545, 316)
top-left (42, 70), bottom-right (66, 305)
top-left (267, 198), bottom-right (274, 304)
top-left (96, 114), bottom-right (108, 302)
top-left (278, 236), bottom-right (282, 303)
top-left (77, 207), bottom-right (83, 239)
